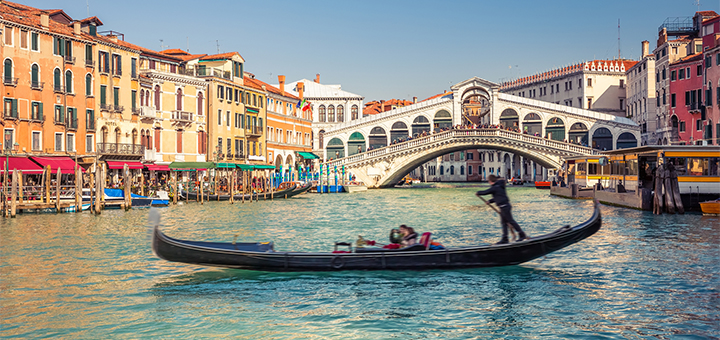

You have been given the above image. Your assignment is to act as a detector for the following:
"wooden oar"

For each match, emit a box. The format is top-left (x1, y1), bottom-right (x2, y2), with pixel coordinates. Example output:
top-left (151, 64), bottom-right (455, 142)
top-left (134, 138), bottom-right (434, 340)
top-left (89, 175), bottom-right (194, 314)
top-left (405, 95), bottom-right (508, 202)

top-left (477, 196), bottom-right (517, 241)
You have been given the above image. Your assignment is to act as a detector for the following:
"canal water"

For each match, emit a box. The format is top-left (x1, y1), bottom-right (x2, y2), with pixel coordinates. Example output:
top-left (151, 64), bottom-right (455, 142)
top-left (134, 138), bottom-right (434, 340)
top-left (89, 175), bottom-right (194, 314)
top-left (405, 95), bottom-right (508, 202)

top-left (1, 186), bottom-right (718, 339)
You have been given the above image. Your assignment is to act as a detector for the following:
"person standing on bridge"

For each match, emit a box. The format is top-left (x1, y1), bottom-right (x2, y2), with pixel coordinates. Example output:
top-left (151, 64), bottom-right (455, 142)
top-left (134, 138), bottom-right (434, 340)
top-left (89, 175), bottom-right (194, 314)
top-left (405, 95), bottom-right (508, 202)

top-left (476, 174), bottom-right (528, 244)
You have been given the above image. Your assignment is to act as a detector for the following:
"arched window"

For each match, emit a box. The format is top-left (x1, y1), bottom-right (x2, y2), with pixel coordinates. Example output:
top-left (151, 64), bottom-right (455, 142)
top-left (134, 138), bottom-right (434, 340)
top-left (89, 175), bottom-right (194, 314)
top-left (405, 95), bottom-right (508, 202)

top-left (154, 85), bottom-right (161, 110)
top-left (65, 70), bottom-right (73, 93)
top-left (176, 88), bottom-right (183, 111)
top-left (460, 166), bottom-right (465, 175)
top-left (114, 127), bottom-right (121, 144)
top-left (85, 74), bottom-right (92, 96)
top-left (131, 129), bottom-right (138, 146)
top-left (318, 105), bottom-right (326, 122)
top-left (328, 105), bottom-right (335, 122)
top-left (337, 105), bottom-right (344, 122)
top-left (31, 64), bottom-right (39, 87)
top-left (197, 92), bottom-right (204, 116)
top-left (351, 105), bottom-right (359, 120)
top-left (3, 59), bottom-right (12, 84)
top-left (54, 68), bottom-right (61, 91)
top-left (140, 89), bottom-right (144, 106)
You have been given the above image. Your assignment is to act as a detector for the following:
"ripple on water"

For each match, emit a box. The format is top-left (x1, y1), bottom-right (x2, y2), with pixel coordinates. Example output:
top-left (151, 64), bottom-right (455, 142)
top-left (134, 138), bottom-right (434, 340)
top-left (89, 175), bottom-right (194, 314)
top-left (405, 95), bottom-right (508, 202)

top-left (1, 187), bottom-right (718, 339)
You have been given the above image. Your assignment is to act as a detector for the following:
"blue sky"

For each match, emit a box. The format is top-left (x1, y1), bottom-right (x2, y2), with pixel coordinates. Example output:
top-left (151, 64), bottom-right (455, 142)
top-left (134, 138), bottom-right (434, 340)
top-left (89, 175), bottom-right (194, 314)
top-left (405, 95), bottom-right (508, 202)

top-left (27, 0), bottom-right (720, 101)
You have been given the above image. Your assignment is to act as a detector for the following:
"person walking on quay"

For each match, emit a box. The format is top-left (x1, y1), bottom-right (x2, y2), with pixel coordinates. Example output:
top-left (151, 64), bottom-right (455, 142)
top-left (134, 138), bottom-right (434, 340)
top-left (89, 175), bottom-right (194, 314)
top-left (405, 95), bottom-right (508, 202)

top-left (476, 174), bottom-right (528, 244)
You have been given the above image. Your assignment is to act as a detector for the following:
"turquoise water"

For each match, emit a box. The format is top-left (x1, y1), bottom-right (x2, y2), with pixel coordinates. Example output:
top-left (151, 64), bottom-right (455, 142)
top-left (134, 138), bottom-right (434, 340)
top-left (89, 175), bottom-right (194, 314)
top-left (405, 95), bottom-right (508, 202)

top-left (1, 186), bottom-right (718, 339)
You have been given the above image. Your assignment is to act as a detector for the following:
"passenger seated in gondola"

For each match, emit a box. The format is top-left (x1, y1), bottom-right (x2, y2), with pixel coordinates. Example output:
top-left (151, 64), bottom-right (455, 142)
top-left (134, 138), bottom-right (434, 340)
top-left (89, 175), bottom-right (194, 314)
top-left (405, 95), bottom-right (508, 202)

top-left (399, 225), bottom-right (418, 247)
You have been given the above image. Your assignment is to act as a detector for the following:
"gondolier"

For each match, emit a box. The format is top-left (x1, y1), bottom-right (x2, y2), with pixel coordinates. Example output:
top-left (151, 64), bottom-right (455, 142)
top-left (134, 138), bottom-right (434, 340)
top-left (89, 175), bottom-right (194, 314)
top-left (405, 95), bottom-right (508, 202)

top-left (476, 174), bottom-right (528, 244)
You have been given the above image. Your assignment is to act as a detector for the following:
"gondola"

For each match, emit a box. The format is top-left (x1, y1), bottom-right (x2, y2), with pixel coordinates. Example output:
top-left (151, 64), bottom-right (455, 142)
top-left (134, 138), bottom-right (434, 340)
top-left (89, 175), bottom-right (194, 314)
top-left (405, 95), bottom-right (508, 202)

top-left (181, 184), bottom-right (297, 201)
top-left (151, 200), bottom-right (603, 271)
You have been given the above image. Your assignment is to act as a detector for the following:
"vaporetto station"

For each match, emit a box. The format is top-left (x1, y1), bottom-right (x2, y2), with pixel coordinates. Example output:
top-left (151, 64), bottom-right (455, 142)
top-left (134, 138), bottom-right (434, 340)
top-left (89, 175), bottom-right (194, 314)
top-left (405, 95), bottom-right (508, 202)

top-left (320, 77), bottom-right (641, 188)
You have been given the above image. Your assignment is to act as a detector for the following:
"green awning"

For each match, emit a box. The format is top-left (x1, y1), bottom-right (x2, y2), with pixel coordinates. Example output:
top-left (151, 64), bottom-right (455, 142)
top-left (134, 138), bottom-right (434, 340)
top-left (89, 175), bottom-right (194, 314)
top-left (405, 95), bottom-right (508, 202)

top-left (169, 161), bottom-right (216, 170)
top-left (216, 163), bottom-right (236, 168)
top-left (253, 165), bottom-right (276, 170)
top-left (236, 164), bottom-right (254, 170)
top-left (297, 151), bottom-right (319, 159)
top-left (246, 108), bottom-right (259, 114)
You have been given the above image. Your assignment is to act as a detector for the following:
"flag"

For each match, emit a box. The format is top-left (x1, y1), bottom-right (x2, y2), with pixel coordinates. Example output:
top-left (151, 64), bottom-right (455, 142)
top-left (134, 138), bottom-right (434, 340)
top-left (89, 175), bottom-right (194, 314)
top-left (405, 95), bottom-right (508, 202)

top-left (296, 99), bottom-right (302, 108)
top-left (302, 100), bottom-right (310, 111)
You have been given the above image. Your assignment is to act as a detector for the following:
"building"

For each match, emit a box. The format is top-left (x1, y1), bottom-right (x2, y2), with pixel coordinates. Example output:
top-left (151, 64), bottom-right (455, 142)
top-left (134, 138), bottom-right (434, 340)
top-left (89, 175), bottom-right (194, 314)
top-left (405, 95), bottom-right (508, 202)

top-left (500, 59), bottom-right (637, 118)
top-left (1, 2), bottom-right (97, 165)
top-left (282, 75), bottom-right (364, 158)
top-left (652, 11), bottom-right (716, 145)
top-left (261, 75), bottom-right (313, 171)
top-left (137, 48), bottom-right (207, 165)
top-left (625, 41), bottom-right (657, 146)
top-left (702, 15), bottom-right (720, 145)
top-left (241, 74), bottom-right (268, 165)
top-left (669, 53), bottom-right (704, 144)
top-left (363, 98), bottom-right (415, 117)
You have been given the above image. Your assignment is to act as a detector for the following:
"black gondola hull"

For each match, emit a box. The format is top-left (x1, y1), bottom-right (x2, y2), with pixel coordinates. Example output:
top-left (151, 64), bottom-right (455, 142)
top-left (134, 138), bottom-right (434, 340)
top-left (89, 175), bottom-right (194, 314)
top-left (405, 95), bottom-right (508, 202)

top-left (152, 201), bottom-right (602, 271)
top-left (181, 184), bottom-right (298, 201)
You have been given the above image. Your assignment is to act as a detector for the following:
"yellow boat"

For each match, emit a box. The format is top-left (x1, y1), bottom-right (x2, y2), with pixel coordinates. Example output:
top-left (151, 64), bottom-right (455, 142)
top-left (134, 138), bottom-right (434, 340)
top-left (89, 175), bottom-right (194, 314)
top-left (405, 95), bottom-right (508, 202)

top-left (700, 199), bottom-right (720, 215)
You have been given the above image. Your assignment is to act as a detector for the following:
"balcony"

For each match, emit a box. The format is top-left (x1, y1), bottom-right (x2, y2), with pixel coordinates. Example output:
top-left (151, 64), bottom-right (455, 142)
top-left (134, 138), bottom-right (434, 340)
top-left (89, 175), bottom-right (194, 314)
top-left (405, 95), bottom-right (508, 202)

top-left (131, 107), bottom-right (141, 115)
top-left (182, 67), bottom-right (232, 80)
top-left (31, 81), bottom-right (44, 90)
top-left (86, 120), bottom-right (95, 132)
top-left (246, 126), bottom-right (263, 136)
top-left (85, 59), bottom-right (95, 68)
top-left (172, 110), bottom-right (193, 122)
top-left (139, 106), bottom-right (157, 118)
top-left (112, 105), bottom-right (124, 113)
top-left (235, 154), bottom-right (245, 160)
top-left (100, 104), bottom-right (112, 111)
top-left (54, 115), bottom-right (65, 125)
top-left (689, 102), bottom-right (702, 113)
top-left (4, 110), bottom-right (18, 119)
top-left (97, 142), bottom-right (144, 156)
top-left (64, 55), bottom-right (76, 64)
top-left (3, 77), bottom-right (18, 86)
top-left (66, 118), bottom-right (78, 130)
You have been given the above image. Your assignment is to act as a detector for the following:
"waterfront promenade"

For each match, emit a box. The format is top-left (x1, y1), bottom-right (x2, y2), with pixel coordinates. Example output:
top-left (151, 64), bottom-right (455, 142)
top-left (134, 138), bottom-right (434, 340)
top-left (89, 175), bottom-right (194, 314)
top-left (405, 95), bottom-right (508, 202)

top-left (1, 186), bottom-right (717, 338)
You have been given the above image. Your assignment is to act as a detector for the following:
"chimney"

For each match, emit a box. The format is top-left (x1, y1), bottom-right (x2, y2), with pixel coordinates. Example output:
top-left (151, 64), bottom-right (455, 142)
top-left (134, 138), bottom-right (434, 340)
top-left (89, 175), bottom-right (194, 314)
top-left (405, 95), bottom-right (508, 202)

top-left (413, 96), bottom-right (417, 104)
top-left (315, 74), bottom-right (320, 83)
top-left (73, 22), bottom-right (81, 35)
top-left (298, 82), bottom-right (304, 100)
top-left (278, 75), bottom-right (285, 94)
top-left (657, 27), bottom-right (667, 48)
top-left (40, 12), bottom-right (49, 29)
top-left (380, 100), bottom-right (385, 112)
top-left (641, 40), bottom-right (649, 57)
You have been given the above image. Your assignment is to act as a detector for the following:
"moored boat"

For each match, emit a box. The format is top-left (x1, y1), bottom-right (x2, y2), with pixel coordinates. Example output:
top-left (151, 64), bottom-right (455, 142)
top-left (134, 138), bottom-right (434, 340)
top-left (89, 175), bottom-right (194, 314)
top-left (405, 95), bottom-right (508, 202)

top-left (181, 183), bottom-right (298, 201)
top-left (152, 200), bottom-right (603, 271)
top-left (699, 199), bottom-right (720, 215)
top-left (535, 181), bottom-right (551, 189)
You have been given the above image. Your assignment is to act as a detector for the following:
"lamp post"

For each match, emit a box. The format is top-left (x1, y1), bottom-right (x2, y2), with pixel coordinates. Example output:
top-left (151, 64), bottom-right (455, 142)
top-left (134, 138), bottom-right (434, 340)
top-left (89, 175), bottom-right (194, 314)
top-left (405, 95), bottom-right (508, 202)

top-left (1, 141), bottom-right (20, 215)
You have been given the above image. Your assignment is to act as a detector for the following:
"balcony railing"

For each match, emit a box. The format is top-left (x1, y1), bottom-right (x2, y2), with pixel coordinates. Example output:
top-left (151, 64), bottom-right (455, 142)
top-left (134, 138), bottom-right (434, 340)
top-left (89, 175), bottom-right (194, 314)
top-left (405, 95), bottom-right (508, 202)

top-left (53, 84), bottom-right (63, 93)
top-left (85, 59), bottom-right (95, 68)
top-left (66, 118), bottom-right (78, 130)
top-left (112, 105), bottom-right (124, 113)
top-left (131, 107), bottom-right (141, 115)
top-left (235, 154), bottom-right (245, 160)
top-left (689, 102), bottom-right (702, 113)
top-left (64, 55), bottom-right (76, 64)
top-left (31, 81), bottom-right (44, 90)
top-left (246, 126), bottom-right (263, 136)
top-left (100, 104), bottom-right (112, 111)
top-left (182, 67), bottom-right (232, 80)
top-left (3, 77), bottom-right (18, 86)
top-left (4, 110), bottom-right (19, 119)
top-left (86, 120), bottom-right (95, 131)
top-left (97, 142), bottom-right (144, 156)
top-left (54, 115), bottom-right (65, 125)
top-left (172, 110), bottom-right (193, 122)
top-left (139, 106), bottom-right (157, 118)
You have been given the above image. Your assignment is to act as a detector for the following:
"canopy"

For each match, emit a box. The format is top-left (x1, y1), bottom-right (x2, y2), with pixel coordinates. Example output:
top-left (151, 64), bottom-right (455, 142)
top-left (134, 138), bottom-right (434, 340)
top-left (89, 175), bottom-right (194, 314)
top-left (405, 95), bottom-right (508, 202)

top-left (297, 151), bottom-right (319, 160)
top-left (30, 156), bottom-right (84, 174)
top-left (146, 164), bottom-right (170, 171)
top-left (0, 156), bottom-right (45, 174)
top-left (253, 165), bottom-right (276, 170)
top-left (236, 164), bottom-right (254, 170)
top-left (169, 162), bottom-right (216, 170)
top-left (216, 163), bottom-right (236, 169)
top-left (106, 161), bottom-right (144, 170)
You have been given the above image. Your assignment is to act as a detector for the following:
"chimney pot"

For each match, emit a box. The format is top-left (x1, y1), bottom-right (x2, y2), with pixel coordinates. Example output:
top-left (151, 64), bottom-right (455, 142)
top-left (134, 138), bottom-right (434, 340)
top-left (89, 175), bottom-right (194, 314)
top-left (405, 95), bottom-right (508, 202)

top-left (40, 12), bottom-right (49, 29)
top-left (315, 74), bottom-right (320, 83)
top-left (413, 96), bottom-right (417, 104)
top-left (278, 75), bottom-right (286, 94)
top-left (641, 40), bottom-right (650, 58)
top-left (73, 22), bottom-right (81, 35)
top-left (298, 82), bottom-right (305, 100)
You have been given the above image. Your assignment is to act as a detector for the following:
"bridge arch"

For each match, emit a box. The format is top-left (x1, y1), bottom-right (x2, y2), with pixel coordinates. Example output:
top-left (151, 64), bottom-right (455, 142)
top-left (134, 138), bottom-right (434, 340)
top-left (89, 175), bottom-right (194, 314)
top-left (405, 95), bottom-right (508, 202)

top-left (500, 109), bottom-right (519, 129)
top-left (369, 127), bottom-right (388, 150)
top-left (326, 137), bottom-right (344, 159)
top-left (546, 117), bottom-right (566, 141)
top-left (348, 132), bottom-right (366, 155)
top-left (616, 132), bottom-right (638, 149)
top-left (412, 115), bottom-right (431, 136)
top-left (522, 112), bottom-right (542, 135)
top-left (568, 122), bottom-right (589, 145)
top-left (390, 121), bottom-right (409, 143)
top-left (433, 110), bottom-right (452, 132)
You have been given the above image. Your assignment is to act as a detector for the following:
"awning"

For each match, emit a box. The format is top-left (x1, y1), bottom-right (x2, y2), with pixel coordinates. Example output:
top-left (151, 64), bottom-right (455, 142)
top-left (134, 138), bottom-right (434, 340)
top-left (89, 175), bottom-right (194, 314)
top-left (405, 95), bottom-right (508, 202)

top-left (297, 151), bottom-right (319, 160)
top-left (236, 164), bottom-right (254, 170)
top-left (106, 161), bottom-right (144, 170)
top-left (169, 161), bottom-right (216, 170)
top-left (146, 164), bottom-right (170, 171)
top-left (216, 163), bottom-right (236, 169)
top-left (0, 157), bottom-right (45, 174)
top-left (253, 165), bottom-right (276, 170)
top-left (246, 108), bottom-right (259, 114)
top-left (30, 156), bottom-right (84, 174)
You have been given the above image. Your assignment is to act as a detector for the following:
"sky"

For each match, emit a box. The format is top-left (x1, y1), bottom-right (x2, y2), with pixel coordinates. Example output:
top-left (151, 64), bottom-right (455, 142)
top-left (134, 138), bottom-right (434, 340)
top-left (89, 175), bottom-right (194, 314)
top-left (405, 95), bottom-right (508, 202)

top-left (23, 0), bottom-right (720, 101)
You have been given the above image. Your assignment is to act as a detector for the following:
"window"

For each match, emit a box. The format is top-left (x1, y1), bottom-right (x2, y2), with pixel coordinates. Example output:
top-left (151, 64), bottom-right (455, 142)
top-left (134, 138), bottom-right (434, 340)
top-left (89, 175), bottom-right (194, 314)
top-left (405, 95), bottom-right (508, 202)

top-left (113, 87), bottom-right (120, 107)
top-left (31, 102), bottom-right (43, 121)
top-left (226, 111), bottom-right (231, 127)
top-left (53, 68), bottom-right (61, 91)
top-left (460, 166), bottom-right (464, 175)
top-left (99, 51), bottom-right (109, 73)
top-left (86, 134), bottom-right (93, 153)
top-left (131, 58), bottom-right (137, 78)
top-left (587, 78), bottom-right (592, 87)
top-left (100, 85), bottom-right (107, 106)
top-left (86, 109), bottom-right (94, 130)
top-left (619, 98), bottom-right (624, 110)
top-left (111, 54), bottom-right (122, 75)
top-left (132, 90), bottom-right (137, 110)
top-left (65, 70), bottom-right (73, 93)
top-left (31, 64), bottom-right (39, 88)
top-left (55, 133), bottom-right (63, 151)
top-left (697, 65), bottom-right (703, 76)
top-left (31, 32), bottom-right (39, 51)
top-left (176, 88), bottom-right (183, 110)
top-left (3, 27), bottom-right (11, 46)
top-left (234, 89), bottom-right (240, 103)
top-left (20, 30), bottom-right (28, 49)
top-left (154, 85), bottom-right (160, 110)
top-left (32, 131), bottom-right (41, 151)
top-left (218, 109), bottom-right (222, 125)
top-left (319, 105), bottom-right (326, 122)
top-left (54, 105), bottom-right (64, 123)
top-left (66, 133), bottom-right (75, 152)
top-left (707, 85), bottom-right (712, 106)
top-left (685, 91), bottom-right (691, 105)
top-left (197, 92), bottom-right (204, 116)
top-left (227, 88), bottom-right (232, 102)
top-left (66, 107), bottom-right (77, 128)
top-left (3, 98), bottom-right (17, 118)
top-left (697, 119), bottom-right (703, 131)
top-left (671, 93), bottom-right (676, 107)
top-left (685, 67), bottom-right (690, 78)
top-left (85, 44), bottom-right (92, 62)
top-left (672, 70), bottom-right (677, 81)
top-left (176, 130), bottom-right (183, 153)
top-left (679, 121), bottom-right (686, 132)
top-left (706, 55), bottom-right (712, 68)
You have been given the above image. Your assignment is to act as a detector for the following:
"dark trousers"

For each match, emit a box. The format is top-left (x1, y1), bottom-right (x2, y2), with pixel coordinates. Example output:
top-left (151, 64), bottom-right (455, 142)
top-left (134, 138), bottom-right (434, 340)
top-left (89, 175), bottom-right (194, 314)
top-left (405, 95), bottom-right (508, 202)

top-left (499, 204), bottom-right (524, 241)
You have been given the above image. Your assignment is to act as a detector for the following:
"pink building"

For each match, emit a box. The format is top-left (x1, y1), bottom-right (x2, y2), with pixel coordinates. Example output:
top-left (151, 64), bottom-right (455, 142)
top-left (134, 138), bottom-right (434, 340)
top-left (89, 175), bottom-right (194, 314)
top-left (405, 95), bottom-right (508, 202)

top-left (702, 15), bottom-right (720, 145)
top-left (669, 53), bottom-right (704, 144)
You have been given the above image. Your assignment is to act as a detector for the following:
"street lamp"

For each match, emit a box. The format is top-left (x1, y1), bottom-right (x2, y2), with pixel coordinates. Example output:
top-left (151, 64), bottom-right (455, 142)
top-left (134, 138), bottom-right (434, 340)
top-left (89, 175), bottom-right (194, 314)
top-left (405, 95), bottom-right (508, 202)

top-left (0, 141), bottom-right (20, 214)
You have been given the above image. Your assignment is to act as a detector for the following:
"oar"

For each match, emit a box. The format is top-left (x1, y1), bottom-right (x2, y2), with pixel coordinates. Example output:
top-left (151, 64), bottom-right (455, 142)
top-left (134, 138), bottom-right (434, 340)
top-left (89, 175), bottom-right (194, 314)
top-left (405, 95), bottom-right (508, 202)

top-left (477, 196), bottom-right (517, 241)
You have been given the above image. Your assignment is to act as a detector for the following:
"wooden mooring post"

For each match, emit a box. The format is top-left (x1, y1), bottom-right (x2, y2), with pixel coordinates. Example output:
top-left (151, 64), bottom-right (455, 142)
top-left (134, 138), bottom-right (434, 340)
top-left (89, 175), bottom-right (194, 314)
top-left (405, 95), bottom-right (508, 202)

top-left (173, 172), bottom-right (178, 205)
top-left (94, 163), bottom-right (102, 214)
top-left (75, 165), bottom-right (82, 213)
top-left (45, 165), bottom-right (51, 205)
top-left (10, 169), bottom-right (17, 218)
top-left (123, 164), bottom-right (131, 211)
top-left (229, 171), bottom-right (234, 204)
top-left (18, 170), bottom-right (23, 205)
top-left (55, 167), bottom-right (61, 212)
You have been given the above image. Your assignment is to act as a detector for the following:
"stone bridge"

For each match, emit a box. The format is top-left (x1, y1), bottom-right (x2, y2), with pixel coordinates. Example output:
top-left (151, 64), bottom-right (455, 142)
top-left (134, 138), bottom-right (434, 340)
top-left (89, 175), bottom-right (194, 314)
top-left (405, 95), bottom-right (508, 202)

top-left (327, 128), bottom-right (601, 188)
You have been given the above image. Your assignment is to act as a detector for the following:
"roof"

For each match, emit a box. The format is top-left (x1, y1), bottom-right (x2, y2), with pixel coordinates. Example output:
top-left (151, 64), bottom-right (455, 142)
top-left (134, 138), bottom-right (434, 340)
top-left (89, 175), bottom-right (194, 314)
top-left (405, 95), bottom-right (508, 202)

top-left (500, 59), bottom-right (638, 90)
top-left (243, 76), bottom-right (266, 92)
top-left (671, 53), bottom-right (703, 65)
top-left (281, 79), bottom-right (364, 99)
top-left (420, 91), bottom-right (453, 102)
top-left (247, 77), bottom-right (299, 100)
top-left (200, 52), bottom-right (244, 62)
top-left (0, 1), bottom-right (94, 41)
top-left (78, 16), bottom-right (103, 26)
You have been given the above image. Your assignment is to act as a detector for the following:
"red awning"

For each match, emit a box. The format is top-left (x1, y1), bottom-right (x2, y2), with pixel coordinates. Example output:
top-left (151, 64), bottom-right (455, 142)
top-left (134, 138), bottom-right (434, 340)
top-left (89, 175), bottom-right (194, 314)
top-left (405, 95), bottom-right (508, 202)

top-left (30, 156), bottom-right (84, 174)
top-left (0, 157), bottom-right (45, 174)
top-left (106, 161), bottom-right (144, 170)
top-left (145, 164), bottom-right (170, 171)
